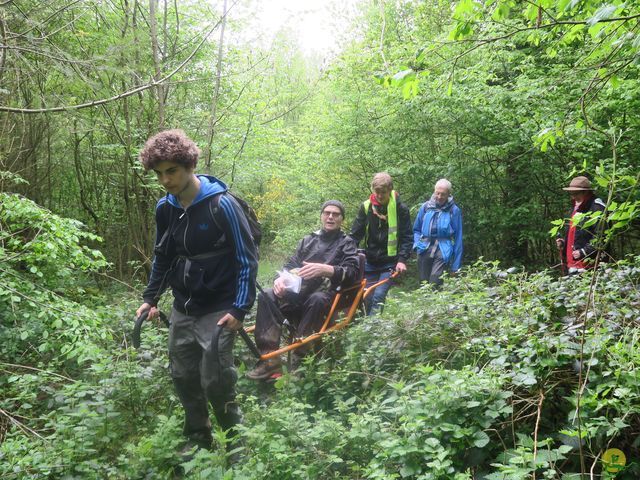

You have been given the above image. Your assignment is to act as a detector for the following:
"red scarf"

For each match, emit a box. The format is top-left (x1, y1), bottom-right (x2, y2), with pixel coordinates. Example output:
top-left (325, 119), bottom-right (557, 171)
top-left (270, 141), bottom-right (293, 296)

top-left (369, 193), bottom-right (387, 222)
top-left (566, 200), bottom-right (589, 270)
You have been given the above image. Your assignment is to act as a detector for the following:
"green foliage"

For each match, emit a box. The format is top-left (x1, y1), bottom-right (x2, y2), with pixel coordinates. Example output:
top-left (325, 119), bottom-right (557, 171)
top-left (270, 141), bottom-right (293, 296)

top-left (1, 2), bottom-right (640, 479)
top-left (486, 435), bottom-right (574, 479)
top-left (0, 193), bottom-right (112, 365)
top-left (0, 193), bottom-right (107, 284)
top-left (230, 258), bottom-right (640, 478)
top-left (1, 189), bottom-right (639, 478)
top-left (374, 0), bottom-right (640, 265)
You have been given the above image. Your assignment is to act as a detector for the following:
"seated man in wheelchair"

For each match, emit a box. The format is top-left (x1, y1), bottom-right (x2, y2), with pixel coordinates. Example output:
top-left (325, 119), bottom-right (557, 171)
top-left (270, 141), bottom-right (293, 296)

top-left (246, 200), bottom-right (360, 380)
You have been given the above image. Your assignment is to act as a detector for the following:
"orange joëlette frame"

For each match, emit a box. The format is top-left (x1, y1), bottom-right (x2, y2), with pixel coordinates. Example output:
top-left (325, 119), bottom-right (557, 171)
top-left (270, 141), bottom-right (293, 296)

top-left (243, 271), bottom-right (398, 361)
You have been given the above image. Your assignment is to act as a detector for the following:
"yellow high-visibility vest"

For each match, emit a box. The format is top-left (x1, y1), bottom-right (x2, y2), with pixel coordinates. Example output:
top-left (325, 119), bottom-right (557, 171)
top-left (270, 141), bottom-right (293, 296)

top-left (363, 190), bottom-right (398, 256)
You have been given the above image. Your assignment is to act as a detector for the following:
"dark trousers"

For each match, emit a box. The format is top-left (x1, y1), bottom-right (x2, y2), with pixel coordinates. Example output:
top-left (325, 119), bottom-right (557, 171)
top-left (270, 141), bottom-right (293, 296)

top-left (417, 246), bottom-right (447, 286)
top-left (254, 288), bottom-right (334, 356)
top-left (363, 262), bottom-right (396, 315)
top-left (168, 308), bottom-right (241, 447)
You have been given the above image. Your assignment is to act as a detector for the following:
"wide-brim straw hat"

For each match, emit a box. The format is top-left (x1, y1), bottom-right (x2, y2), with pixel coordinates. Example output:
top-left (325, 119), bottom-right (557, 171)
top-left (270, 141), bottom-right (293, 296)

top-left (562, 176), bottom-right (594, 191)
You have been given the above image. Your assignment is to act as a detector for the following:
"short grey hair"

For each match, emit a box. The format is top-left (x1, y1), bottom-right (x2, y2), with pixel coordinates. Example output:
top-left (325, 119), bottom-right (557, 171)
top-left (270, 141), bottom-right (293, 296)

top-left (435, 178), bottom-right (452, 193)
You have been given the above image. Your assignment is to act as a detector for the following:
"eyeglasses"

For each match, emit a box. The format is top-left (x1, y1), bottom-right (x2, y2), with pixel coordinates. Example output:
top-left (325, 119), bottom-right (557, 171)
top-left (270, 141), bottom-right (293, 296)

top-left (322, 210), bottom-right (342, 218)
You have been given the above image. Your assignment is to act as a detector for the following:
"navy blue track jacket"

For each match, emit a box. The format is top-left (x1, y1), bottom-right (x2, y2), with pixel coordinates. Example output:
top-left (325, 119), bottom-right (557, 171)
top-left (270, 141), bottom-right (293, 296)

top-left (142, 175), bottom-right (258, 320)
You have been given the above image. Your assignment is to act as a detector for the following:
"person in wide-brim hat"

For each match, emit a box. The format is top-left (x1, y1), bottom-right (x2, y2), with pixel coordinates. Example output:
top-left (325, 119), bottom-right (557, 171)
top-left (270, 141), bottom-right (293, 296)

top-left (556, 175), bottom-right (606, 273)
top-left (562, 175), bottom-right (594, 191)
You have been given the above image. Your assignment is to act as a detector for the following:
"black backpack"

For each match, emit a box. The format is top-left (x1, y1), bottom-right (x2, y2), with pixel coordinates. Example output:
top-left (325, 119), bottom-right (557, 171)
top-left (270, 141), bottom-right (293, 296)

top-left (210, 191), bottom-right (262, 249)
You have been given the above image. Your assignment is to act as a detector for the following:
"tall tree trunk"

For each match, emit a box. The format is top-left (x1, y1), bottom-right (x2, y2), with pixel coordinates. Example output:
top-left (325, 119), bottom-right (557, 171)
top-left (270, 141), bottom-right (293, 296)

top-left (0, 12), bottom-right (7, 84)
top-left (72, 120), bottom-right (99, 228)
top-left (149, 0), bottom-right (165, 129)
top-left (203, 0), bottom-right (228, 172)
top-left (124, 0), bottom-right (153, 277)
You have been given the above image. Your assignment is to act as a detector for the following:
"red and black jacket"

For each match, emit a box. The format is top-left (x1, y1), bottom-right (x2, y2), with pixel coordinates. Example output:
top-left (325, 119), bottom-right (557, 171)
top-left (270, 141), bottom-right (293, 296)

top-left (561, 194), bottom-right (606, 261)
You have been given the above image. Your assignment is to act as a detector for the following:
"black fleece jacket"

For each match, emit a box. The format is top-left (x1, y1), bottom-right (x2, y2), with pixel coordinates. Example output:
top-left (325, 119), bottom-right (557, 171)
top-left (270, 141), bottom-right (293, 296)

top-left (561, 194), bottom-right (607, 261)
top-left (283, 229), bottom-right (360, 293)
top-left (349, 194), bottom-right (413, 266)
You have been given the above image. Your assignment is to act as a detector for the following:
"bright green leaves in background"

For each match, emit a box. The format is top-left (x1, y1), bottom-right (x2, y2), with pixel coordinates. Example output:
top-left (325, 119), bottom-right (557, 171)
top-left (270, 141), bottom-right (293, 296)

top-left (375, 0), bottom-right (639, 265)
top-left (0, 193), bottom-right (107, 284)
top-left (1, 1), bottom-right (640, 477)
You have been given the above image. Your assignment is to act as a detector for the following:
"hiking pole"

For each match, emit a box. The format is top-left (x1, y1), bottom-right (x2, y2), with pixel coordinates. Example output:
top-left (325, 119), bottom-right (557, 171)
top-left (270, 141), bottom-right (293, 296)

top-left (132, 309), bottom-right (169, 349)
top-left (132, 261), bottom-right (175, 349)
top-left (237, 328), bottom-right (261, 359)
top-left (557, 245), bottom-right (567, 276)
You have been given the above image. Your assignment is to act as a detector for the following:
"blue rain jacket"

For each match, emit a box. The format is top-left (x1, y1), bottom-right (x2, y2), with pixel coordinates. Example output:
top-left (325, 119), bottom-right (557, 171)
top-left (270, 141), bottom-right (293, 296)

top-left (413, 196), bottom-right (463, 272)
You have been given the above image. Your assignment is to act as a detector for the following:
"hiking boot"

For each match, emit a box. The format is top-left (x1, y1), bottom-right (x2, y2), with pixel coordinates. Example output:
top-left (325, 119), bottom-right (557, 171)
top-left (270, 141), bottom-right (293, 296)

top-left (177, 430), bottom-right (212, 461)
top-left (245, 358), bottom-right (282, 380)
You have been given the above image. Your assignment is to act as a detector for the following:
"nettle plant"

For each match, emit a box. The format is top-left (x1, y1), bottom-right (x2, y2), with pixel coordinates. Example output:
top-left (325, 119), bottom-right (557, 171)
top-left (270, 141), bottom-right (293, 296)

top-left (0, 192), bottom-right (107, 284)
top-left (0, 192), bottom-right (194, 479)
top-left (233, 258), bottom-right (640, 479)
top-left (0, 192), bottom-right (110, 363)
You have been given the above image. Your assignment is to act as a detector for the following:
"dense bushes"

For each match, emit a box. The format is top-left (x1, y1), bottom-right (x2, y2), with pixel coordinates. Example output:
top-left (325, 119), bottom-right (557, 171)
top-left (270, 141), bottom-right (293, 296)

top-left (232, 260), bottom-right (639, 479)
top-left (1, 192), bottom-right (639, 478)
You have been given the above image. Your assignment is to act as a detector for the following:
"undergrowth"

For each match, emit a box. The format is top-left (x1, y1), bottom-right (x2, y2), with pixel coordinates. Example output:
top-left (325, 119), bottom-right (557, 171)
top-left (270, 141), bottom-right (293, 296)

top-left (1, 192), bottom-right (639, 479)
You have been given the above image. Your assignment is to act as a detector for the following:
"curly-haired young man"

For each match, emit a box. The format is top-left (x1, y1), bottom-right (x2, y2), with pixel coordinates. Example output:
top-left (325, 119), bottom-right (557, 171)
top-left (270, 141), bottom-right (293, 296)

top-left (136, 129), bottom-right (258, 462)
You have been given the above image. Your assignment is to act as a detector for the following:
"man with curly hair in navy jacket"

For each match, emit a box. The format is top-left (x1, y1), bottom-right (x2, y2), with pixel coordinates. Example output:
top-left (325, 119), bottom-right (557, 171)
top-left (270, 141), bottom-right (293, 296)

top-left (135, 129), bottom-right (258, 461)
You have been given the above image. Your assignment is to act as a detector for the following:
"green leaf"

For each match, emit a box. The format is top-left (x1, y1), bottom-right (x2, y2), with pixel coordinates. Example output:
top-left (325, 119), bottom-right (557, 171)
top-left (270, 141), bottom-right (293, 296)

top-left (473, 431), bottom-right (491, 448)
top-left (588, 22), bottom-right (606, 39)
top-left (558, 0), bottom-right (572, 11)
top-left (587, 5), bottom-right (618, 26)
top-left (492, 3), bottom-right (511, 21)
top-left (454, 0), bottom-right (475, 18)
top-left (449, 21), bottom-right (473, 40)
top-left (609, 75), bottom-right (620, 88)
top-left (393, 69), bottom-right (415, 82)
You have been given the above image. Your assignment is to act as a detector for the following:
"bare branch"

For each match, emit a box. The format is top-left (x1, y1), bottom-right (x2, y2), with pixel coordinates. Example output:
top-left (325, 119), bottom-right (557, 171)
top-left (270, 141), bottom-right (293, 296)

top-left (259, 90), bottom-right (315, 126)
top-left (13, 0), bottom-right (85, 38)
top-left (0, 361), bottom-right (75, 382)
top-left (0, 407), bottom-right (44, 440)
top-left (0, 0), bottom-right (239, 114)
top-left (0, 45), bottom-right (92, 65)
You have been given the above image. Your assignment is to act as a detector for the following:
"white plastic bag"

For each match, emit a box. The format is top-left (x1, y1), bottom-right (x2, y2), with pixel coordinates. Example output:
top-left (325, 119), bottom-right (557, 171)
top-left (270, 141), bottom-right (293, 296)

top-left (278, 269), bottom-right (302, 293)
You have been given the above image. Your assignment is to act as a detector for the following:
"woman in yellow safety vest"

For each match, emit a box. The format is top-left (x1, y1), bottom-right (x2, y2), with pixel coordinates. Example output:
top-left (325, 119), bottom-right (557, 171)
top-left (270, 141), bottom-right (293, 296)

top-left (350, 172), bottom-right (413, 315)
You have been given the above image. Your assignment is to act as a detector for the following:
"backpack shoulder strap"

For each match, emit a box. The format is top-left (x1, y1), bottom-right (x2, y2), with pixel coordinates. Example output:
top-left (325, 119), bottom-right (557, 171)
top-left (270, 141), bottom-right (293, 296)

top-left (155, 195), bottom-right (177, 255)
top-left (208, 192), bottom-right (229, 247)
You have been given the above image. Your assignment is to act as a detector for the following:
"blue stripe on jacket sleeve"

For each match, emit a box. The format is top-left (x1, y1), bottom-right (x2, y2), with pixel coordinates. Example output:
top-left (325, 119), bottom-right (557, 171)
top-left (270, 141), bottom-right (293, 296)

top-left (219, 195), bottom-right (253, 311)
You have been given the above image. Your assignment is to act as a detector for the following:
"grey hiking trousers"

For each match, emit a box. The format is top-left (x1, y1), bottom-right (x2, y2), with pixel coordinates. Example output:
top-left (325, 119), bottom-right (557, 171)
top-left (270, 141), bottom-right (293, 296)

top-left (168, 308), bottom-right (241, 446)
top-left (417, 245), bottom-right (448, 286)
